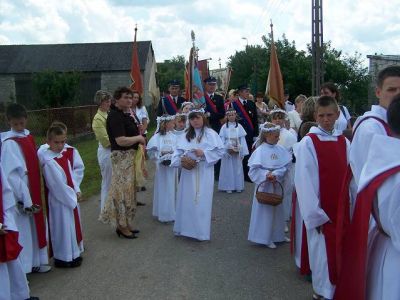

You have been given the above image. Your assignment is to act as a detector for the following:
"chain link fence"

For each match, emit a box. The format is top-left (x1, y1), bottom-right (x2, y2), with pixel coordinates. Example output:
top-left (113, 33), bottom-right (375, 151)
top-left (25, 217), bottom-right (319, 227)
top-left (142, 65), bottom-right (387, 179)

top-left (0, 105), bottom-right (97, 145)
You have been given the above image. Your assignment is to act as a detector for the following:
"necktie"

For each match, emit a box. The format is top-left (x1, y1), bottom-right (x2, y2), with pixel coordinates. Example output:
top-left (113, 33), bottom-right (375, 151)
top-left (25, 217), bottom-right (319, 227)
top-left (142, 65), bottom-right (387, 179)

top-left (243, 100), bottom-right (247, 105)
top-left (210, 94), bottom-right (213, 100)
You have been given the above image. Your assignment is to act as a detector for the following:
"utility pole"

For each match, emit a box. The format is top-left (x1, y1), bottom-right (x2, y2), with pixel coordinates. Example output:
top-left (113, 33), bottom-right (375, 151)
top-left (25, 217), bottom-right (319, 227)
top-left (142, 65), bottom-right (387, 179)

top-left (311, 0), bottom-right (324, 96)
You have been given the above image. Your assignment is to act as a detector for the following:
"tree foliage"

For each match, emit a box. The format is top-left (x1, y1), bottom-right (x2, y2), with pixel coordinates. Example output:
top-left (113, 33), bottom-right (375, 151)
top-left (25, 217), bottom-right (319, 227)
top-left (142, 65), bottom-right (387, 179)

top-left (228, 35), bottom-right (370, 114)
top-left (157, 55), bottom-right (186, 93)
top-left (32, 70), bottom-right (81, 108)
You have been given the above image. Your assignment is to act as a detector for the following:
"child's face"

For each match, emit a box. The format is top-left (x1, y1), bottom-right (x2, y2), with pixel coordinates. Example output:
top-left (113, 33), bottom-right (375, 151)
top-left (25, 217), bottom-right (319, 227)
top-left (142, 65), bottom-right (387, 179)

top-left (227, 113), bottom-right (236, 122)
top-left (315, 105), bottom-right (340, 132)
top-left (8, 117), bottom-right (27, 132)
top-left (48, 134), bottom-right (67, 153)
top-left (182, 105), bottom-right (191, 113)
top-left (271, 115), bottom-right (285, 128)
top-left (165, 120), bottom-right (175, 131)
top-left (175, 119), bottom-right (185, 130)
top-left (265, 131), bottom-right (280, 145)
top-left (189, 115), bottom-right (204, 129)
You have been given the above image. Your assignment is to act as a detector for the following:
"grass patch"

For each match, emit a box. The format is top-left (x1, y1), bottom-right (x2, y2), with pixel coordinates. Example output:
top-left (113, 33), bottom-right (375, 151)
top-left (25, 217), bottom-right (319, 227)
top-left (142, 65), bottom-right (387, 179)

top-left (70, 138), bottom-right (101, 199)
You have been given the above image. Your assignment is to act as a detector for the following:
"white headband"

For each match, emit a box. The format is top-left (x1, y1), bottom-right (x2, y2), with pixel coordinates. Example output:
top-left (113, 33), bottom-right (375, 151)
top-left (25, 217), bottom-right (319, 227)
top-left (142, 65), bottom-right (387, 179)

top-left (188, 108), bottom-right (206, 114)
top-left (156, 115), bottom-right (176, 123)
top-left (259, 124), bottom-right (280, 132)
top-left (270, 106), bottom-right (287, 116)
top-left (182, 101), bottom-right (194, 107)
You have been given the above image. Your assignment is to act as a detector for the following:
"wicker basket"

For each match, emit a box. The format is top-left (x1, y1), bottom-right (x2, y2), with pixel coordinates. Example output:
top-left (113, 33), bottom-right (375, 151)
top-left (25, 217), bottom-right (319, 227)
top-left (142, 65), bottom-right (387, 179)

top-left (255, 180), bottom-right (284, 206)
top-left (228, 148), bottom-right (239, 155)
top-left (181, 156), bottom-right (197, 170)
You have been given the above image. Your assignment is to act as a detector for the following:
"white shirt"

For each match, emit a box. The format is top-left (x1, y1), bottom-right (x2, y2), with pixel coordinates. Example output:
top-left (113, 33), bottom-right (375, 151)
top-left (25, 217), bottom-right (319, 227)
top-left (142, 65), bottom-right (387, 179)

top-left (287, 110), bottom-right (302, 131)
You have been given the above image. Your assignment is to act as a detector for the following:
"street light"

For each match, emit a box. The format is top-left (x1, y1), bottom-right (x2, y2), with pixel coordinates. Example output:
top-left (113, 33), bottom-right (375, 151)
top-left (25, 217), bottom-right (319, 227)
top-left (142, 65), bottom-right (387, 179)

top-left (241, 37), bottom-right (248, 47)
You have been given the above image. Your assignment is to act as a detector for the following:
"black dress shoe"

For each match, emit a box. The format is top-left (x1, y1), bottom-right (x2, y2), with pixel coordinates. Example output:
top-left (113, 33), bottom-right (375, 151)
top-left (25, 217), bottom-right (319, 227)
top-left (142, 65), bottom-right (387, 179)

top-left (130, 229), bottom-right (140, 234)
top-left (141, 186), bottom-right (147, 191)
top-left (54, 259), bottom-right (71, 268)
top-left (25, 297), bottom-right (40, 300)
top-left (116, 229), bottom-right (138, 239)
top-left (70, 258), bottom-right (82, 268)
top-left (137, 201), bottom-right (146, 206)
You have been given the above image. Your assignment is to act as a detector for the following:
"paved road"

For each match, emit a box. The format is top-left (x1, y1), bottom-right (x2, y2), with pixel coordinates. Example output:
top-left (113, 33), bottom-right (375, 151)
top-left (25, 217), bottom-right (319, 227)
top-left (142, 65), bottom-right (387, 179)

top-left (29, 163), bottom-right (312, 300)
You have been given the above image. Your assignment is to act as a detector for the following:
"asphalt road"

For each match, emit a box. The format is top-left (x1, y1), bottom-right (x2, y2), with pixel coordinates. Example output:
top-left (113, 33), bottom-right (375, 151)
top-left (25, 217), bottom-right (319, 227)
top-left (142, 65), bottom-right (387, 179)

top-left (28, 163), bottom-right (312, 300)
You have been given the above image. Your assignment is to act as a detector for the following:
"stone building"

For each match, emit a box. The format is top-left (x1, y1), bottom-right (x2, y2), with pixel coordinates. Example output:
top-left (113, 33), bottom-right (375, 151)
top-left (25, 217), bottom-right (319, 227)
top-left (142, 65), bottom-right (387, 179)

top-left (367, 54), bottom-right (400, 105)
top-left (0, 41), bottom-right (159, 109)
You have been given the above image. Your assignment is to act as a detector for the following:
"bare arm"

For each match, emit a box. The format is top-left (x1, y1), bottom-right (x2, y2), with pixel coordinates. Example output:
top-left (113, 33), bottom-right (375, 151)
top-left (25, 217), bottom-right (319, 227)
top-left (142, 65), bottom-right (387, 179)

top-left (115, 135), bottom-right (145, 147)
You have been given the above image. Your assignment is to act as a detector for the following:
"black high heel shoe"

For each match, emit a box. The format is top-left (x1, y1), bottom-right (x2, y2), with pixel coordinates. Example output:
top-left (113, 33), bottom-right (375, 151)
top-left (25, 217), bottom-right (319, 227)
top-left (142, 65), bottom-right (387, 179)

top-left (116, 229), bottom-right (137, 239)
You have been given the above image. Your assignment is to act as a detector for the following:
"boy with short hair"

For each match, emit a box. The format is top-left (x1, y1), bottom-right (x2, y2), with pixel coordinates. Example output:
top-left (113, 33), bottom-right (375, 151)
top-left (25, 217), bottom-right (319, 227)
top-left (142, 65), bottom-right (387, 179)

top-left (38, 123), bottom-right (84, 268)
top-left (294, 96), bottom-right (350, 299)
top-left (0, 103), bottom-right (50, 274)
top-left (335, 94), bottom-right (400, 300)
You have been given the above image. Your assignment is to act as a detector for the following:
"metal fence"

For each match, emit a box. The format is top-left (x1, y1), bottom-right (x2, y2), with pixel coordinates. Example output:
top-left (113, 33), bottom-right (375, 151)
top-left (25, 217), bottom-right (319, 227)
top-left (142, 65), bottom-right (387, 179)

top-left (0, 105), bottom-right (97, 145)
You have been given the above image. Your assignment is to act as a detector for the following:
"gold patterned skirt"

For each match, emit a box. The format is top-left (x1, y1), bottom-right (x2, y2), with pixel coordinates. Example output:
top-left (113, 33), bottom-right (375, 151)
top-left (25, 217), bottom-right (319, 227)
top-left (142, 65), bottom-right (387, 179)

top-left (99, 149), bottom-right (137, 228)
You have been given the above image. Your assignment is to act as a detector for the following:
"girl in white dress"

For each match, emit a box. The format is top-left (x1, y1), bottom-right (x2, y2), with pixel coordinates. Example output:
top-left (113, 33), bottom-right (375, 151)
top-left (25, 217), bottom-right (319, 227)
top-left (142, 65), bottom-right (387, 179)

top-left (147, 115), bottom-right (178, 222)
top-left (171, 109), bottom-right (224, 241)
top-left (218, 109), bottom-right (248, 193)
top-left (248, 122), bottom-right (291, 249)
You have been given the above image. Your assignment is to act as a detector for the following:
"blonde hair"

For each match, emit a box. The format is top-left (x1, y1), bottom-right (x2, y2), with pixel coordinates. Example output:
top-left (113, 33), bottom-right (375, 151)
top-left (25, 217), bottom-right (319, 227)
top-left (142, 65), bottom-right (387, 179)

top-left (255, 122), bottom-right (280, 148)
top-left (301, 96), bottom-right (318, 121)
top-left (94, 90), bottom-right (112, 105)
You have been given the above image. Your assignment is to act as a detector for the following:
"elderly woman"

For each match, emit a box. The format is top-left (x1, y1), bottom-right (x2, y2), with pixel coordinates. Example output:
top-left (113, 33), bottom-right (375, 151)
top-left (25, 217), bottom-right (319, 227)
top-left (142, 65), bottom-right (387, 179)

top-left (129, 90), bottom-right (149, 194)
top-left (99, 87), bottom-right (145, 239)
top-left (92, 90), bottom-right (112, 213)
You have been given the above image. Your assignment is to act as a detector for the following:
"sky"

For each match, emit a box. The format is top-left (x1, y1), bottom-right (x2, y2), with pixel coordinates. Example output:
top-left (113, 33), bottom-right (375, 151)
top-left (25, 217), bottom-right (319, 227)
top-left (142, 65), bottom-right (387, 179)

top-left (1, 0), bottom-right (399, 70)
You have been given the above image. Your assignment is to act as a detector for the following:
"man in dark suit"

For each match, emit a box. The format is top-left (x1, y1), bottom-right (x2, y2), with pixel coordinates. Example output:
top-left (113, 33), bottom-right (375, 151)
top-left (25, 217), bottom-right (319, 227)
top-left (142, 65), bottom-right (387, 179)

top-left (157, 80), bottom-right (186, 116)
top-left (231, 84), bottom-right (258, 182)
top-left (203, 76), bottom-right (225, 133)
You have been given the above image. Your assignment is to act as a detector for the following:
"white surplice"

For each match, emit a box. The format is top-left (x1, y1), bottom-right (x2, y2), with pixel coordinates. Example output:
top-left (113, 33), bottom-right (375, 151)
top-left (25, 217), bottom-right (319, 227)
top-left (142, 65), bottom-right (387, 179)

top-left (171, 127), bottom-right (224, 241)
top-left (218, 122), bottom-right (248, 192)
top-left (38, 148), bottom-right (83, 262)
top-left (0, 166), bottom-right (30, 300)
top-left (357, 135), bottom-right (400, 300)
top-left (247, 142), bottom-right (291, 245)
top-left (294, 126), bottom-right (350, 299)
top-left (147, 131), bottom-right (178, 222)
top-left (0, 130), bottom-right (49, 273)
top-left (278, 128), bottom-right (297, 221)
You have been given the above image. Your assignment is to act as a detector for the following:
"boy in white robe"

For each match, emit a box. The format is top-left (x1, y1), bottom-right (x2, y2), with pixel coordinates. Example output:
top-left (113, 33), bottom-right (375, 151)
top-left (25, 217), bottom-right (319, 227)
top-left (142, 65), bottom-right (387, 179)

top-left (0, 165), bottom-right (38, 300)
top-left (147, 115), bottom-right (178, 222)
top-left (38, 123), bottom-right (84, 268)
top-left (335, 95), bottom-right (400, 300)
top-left (0, 103), bottom-right (50, 274)
top-left (218, 109), bottom-right (248, 193)
top-left (295, 96), bottom-right (350, 300)
top-left (247, 122), bottom-right (291, 249)
top-left (171, 109), bottom-right (224, 241)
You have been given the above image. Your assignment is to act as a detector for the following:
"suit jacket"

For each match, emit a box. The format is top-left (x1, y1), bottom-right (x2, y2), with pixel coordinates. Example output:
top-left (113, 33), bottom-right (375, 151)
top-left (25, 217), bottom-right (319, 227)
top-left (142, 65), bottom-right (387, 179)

top-left (234, 99), bottom-right (258, 146)
top-left (205, 93), bottom-right (225, 133)
top-left (156, 95), bottom-right (186, 116)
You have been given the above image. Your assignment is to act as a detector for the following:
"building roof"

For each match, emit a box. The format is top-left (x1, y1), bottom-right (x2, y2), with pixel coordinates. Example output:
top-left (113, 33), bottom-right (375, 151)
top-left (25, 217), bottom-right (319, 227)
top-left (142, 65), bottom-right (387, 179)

top-left (367, 54), bottom-right (400, 61)
top-left (0, 41), bottom-right (152, 74)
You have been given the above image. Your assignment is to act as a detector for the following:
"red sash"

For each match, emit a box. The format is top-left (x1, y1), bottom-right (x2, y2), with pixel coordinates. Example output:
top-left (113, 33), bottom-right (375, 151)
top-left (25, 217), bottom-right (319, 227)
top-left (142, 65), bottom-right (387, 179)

top-left (308, 133), bottom-right (347, 284)
top-left (353, 116), bottom-right (392, 137)
top-left (164, 95), bottom-right (179, 113)
top-left (204, 94), bottom-right (218, 113)
top-left (53, 154), bottom-right (83, 244)
top-left (233, 100), bottom-right (254, 131)
top-left (8, 135), bottom-right (47, 249)
top-left (290, 190), bottom-right (311, 275)
top-left (0, 176), bottom-right (23, 262)
top-left (334, 166), bottom-right (400, 300)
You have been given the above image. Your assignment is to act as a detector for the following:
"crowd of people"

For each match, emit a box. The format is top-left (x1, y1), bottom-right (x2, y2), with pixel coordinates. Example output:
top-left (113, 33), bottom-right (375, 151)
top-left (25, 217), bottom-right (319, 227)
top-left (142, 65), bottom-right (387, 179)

top-left (1, 66), bottom-right (400, 300)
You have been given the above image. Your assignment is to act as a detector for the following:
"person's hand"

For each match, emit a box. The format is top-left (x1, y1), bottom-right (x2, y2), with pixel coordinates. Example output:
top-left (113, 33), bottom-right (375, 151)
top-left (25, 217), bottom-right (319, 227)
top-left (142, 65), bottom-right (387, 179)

top-left (266, 172), bottom-right (276, 182)
top-left (136, 135), bottom-right (146, 145)
top-left (316, 220), bottom-right (331, 234)
top-left (0, 224), bottom-right (8, 235)
top-left (77, 192), bottom-right (82, 201)
top-left (194, 149), bottom-right (204, 157)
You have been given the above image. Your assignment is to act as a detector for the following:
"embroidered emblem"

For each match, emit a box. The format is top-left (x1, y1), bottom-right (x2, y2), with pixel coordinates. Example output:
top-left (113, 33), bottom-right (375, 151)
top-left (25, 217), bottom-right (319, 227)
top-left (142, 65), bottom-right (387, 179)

top-left (270, 153), bottom-right (278, 160)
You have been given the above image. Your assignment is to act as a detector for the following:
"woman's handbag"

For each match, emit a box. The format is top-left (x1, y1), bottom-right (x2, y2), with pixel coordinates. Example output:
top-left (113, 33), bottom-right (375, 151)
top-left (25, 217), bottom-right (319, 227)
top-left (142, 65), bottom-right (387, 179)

top-left (255, 180), bottom-right (284, 206)
top-left (181, 156), bottom-right (197, 170)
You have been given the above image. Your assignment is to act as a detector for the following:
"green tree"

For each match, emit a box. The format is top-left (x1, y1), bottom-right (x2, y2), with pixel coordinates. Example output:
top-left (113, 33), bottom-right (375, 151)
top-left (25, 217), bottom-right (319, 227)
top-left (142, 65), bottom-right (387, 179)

top-left (32, 70), bottom-right (81, 108)
top-left (228, 35), bottom-right (369, 114)
top-left (157, 55), bottom-right (186, 93)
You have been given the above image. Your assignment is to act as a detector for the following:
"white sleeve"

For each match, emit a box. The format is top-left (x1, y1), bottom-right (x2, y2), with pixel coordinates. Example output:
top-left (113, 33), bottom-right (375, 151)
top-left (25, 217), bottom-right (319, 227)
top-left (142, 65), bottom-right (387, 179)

top-left (170, 148), bottom-right (184, 168)
top-left (248, 165), bottom-right (269, 185)
top-left (72, 148), bottom-right (85, 193)
top-left (43, 162), bottom-right (78, 209)
top-left (204, 147), bottom-right (224, 166)
top-left (239, 136), bottom-right (249, 157)
top-left (294, 137), bottom-right (330, 229)
top-left (1, 140), bottom-right (32, 208)
top-left (343, 106), bottom-right (351, 121)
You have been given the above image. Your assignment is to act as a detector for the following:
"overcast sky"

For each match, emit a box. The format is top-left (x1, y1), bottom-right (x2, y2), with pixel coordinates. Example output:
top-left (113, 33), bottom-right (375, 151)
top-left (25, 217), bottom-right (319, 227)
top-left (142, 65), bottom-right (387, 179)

top-left (1, 0), bottom-right (399, 69)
